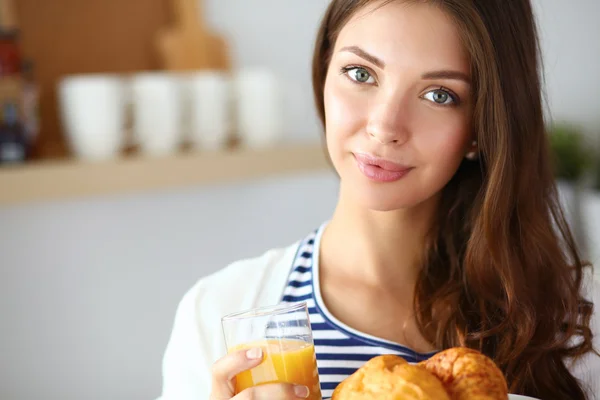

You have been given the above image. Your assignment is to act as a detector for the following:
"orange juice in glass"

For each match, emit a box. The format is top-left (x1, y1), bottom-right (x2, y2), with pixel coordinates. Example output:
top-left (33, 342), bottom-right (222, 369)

top-left (222, 302), bottom-right (321, 399)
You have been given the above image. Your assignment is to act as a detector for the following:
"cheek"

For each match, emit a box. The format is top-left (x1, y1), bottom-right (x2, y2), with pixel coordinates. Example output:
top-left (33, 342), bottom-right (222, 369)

top-left (414, 110), bottom-right (471, 167)
top-left (324, 77), bottom-right (365, 146)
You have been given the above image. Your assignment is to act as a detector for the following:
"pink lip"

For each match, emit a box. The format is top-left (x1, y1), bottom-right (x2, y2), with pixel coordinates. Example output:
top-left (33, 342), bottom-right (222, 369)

top-left (353, 153), bottom-right (413, 183)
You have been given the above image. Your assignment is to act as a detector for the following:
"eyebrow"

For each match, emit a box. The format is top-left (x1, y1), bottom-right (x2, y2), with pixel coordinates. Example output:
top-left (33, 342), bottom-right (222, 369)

top-left (422, 70), bottom-right (471, 84)
top-left (340, 46), bottom-right (385, 69)
top-left (339, 45), bottom-right (471, 84)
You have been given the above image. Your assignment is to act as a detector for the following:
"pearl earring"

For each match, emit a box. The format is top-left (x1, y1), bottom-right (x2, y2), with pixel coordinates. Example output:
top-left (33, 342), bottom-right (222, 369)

top-left (465, 140), bottom-right (478, 160)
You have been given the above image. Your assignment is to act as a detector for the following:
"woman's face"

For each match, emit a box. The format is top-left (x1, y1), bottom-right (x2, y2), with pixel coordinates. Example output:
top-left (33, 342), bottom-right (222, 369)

top-left (324, 1), bottom-right (474, 211)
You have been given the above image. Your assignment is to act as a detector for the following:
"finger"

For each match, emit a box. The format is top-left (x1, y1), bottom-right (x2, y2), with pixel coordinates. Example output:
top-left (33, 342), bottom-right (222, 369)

top-left (211, 348), bottom-right (264, 398)
top-left (235, 383), bottom-right (310, 400)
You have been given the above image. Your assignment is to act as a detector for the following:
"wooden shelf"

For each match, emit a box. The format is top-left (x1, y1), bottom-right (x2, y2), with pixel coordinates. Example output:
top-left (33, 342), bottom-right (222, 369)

top-left (0, 144), bottom-right (331, 206)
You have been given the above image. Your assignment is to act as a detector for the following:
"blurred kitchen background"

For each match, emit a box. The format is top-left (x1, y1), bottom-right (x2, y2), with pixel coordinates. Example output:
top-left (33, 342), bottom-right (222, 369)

top-left (0, 0), bottom-right (599, 399)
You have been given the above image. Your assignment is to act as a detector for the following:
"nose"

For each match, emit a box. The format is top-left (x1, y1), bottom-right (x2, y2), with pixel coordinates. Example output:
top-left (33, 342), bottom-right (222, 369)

top-left (366, 93), bottom-right (410, 145)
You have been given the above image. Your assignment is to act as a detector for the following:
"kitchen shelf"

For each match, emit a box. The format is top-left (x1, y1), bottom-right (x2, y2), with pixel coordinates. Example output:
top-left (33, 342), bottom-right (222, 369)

top-left (0, 144), bottom-right (331, 206)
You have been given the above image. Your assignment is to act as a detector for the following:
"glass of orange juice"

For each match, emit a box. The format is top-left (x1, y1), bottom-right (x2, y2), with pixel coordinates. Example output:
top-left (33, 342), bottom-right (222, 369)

top-left (221, 302), bottom-right (321, 399)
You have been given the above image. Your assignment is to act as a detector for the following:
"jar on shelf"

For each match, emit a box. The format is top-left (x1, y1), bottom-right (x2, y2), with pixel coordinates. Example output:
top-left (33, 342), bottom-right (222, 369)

top-left (0, 29), bottom-right (20, 77)
top-left (0, 101), bottom-right (26, 163)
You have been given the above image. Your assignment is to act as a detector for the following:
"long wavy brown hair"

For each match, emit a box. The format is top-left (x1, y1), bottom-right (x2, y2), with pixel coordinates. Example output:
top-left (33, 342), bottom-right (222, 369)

top-left (312, 0), bottom-right (595, 398)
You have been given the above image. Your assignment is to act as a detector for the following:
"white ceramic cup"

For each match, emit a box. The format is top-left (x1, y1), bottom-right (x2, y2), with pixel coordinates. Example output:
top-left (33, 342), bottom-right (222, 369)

top-left (130, 73), bottom-right (184, 156)
top-left (185, 71), bottom-right (232, 151)
top-left (58, 74), bottom-right (127, 161)
top-left (234, 69), bottom-right (282, 149)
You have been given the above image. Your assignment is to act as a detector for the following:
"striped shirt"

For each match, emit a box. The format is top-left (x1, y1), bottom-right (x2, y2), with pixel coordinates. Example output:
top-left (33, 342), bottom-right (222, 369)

top-left (280, 225), bottom-right (438, 399)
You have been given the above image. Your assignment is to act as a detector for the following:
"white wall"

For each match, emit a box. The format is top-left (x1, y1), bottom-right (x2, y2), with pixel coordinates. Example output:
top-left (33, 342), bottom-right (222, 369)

top-left (533, 0), bottom-right (600, 140)
top-left (1, 1), bottom-right (599, 399)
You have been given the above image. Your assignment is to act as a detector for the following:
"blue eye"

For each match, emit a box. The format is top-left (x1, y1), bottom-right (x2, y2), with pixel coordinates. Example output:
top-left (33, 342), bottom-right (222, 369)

top-left (342, 67), bottom-right (376, 84)
top-left (423, 88), bottom-right (458, 106)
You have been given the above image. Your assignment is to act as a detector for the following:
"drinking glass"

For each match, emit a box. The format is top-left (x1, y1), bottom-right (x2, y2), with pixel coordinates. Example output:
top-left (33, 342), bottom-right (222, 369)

top-left (222, 302), bottom-right (321, 399)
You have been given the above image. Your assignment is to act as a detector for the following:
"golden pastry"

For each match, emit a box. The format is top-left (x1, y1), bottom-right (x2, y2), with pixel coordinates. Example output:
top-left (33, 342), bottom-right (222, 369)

top-left (332, 355), bottom-right (451, 400)
top-left (419, 348), bottom-right (508, 400)
top-left (332, 348), bottom-right (508, 400)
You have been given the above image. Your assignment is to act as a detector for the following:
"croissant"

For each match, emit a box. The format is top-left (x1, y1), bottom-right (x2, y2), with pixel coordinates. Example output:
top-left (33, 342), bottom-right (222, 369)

top-left (331, 354), bottom-right (451, 400)
top-left (332, 348), bottom-right (509, 400)
top-left (419, 347), bottom-right (509, 400)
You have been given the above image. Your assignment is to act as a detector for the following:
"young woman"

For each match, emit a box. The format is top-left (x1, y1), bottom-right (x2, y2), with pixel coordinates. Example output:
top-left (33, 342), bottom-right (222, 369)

top-left (159, 1), bottom-right (600, 399)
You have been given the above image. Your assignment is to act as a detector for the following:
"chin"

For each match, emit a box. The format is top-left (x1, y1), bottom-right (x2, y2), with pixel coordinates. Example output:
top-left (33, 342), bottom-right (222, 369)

top-left (348, 181), bottom-right (425, 212)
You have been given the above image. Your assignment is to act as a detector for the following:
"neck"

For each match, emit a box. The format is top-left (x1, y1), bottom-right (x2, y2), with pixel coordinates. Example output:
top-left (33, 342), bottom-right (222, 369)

top-left (320, 183), bottom-right (439, 291)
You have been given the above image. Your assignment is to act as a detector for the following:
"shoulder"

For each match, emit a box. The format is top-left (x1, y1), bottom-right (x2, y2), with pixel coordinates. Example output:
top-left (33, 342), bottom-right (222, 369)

top-left (159, 241), bottom-right (302, 399)
top-left (585, 275), bottom-right (600, 347)
top-left (569, 275), bottom-right (600, 400)
top-left (174, 240), bottom-right (301, 351)
top-left (193, 241), bottom-right (301, 310)
top-left (581, 274), bottom-right (600, 344)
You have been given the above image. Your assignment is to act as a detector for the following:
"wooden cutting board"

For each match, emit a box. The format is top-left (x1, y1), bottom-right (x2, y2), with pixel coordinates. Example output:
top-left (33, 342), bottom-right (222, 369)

top-left (15, 0), bottom-right (174, 159)
top-left (156, 0), bottom-right (229, 71)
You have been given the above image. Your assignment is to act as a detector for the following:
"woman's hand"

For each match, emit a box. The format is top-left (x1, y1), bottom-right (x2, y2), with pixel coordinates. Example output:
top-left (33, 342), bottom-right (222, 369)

top-left (210, 347), bottom-right (311, 399)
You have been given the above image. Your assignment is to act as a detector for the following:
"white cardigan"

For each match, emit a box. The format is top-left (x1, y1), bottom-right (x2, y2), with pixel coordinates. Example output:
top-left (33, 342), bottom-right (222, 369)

top-left (157, 241), bottom-right (600, 400)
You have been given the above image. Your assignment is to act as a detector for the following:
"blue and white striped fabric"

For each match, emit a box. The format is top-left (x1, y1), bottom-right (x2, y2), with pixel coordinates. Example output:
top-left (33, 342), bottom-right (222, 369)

top-left (281, 227), bottom-right (438, 399)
